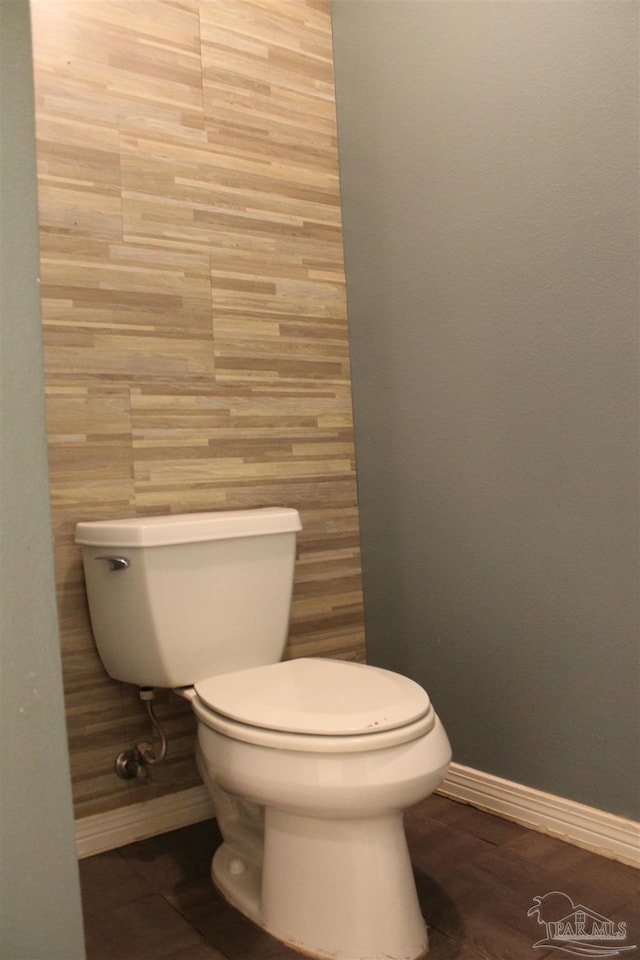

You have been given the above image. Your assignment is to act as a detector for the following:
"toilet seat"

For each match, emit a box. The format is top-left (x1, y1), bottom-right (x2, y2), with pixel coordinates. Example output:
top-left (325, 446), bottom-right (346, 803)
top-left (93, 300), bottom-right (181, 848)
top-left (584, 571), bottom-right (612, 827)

top-left (191, 658), bottom-right (436, 754)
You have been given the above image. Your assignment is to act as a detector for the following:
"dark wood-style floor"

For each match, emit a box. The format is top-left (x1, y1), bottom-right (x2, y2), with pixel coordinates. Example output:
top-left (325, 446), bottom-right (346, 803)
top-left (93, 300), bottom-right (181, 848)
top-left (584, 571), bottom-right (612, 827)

top-left (80, 795), bottom-right (639, 960)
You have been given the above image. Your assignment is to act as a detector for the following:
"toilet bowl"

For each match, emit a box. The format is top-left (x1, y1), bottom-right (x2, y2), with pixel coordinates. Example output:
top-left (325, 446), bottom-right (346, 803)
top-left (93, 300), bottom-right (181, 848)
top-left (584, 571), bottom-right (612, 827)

top-left (75, 509), bottom-right (452, 960)
top-left (185, 658), bottom-right (452, 960)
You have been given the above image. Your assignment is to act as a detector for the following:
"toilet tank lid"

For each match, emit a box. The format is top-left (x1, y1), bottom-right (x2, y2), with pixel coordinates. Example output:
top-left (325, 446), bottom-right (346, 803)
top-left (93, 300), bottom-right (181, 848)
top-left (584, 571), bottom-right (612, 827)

top-left (75, 508), bottom-right (302, 547)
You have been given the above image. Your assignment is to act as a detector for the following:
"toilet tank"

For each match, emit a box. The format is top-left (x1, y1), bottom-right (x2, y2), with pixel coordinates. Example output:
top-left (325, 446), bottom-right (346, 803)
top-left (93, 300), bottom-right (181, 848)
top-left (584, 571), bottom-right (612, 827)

top-left (75, 508), bottom-right (302, 688)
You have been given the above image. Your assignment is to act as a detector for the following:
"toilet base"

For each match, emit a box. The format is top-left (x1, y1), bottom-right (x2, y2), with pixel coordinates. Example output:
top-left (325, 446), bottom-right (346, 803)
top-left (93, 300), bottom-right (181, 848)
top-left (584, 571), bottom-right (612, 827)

top-left (212, 807), bottom-right (429, 960)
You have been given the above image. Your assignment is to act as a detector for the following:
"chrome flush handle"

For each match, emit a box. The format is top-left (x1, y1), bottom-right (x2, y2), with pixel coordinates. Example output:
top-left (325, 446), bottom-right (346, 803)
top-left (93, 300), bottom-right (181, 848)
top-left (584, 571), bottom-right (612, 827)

top-left (96, 555), bottom-right (130, 571)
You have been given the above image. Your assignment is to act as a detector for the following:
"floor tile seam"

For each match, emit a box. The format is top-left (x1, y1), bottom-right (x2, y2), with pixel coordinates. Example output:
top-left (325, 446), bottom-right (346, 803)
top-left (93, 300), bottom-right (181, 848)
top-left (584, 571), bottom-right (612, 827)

top-left (155, 885), bottom-right (230, 958)
top-left (417, 812), bottom-right (513, 848)
top-left (427, 925), bottom-right (489, 958)
top-left (111, 852), bottom-right (169, 898)
top-left (81, 889), bottom-right (178, 944)
top-left (465, 841), bottom-right (579, 883)
top-left (153, 888), bottom-right (232, 960)
top-left (413, 847), bottom-right (552, 897)
top-left (409, 830), bottom-right (499, 863)
top-left (424, 807), bottom-right (531, 846)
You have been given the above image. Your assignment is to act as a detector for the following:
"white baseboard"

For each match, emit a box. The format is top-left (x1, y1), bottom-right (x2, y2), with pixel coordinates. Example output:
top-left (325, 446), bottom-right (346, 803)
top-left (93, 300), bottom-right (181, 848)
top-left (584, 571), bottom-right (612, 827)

top-left (438, 762), bottom-right (640, 868)
top-left (76, 786), bottom-right (214, 859)
top-left (75, 765), bottom-right (640, 868)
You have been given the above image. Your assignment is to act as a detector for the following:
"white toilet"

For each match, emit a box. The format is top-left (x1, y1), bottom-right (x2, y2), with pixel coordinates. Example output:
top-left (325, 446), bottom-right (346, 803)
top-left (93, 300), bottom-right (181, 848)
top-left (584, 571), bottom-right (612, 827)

top-left (76, 508), bottom-right (451, 960)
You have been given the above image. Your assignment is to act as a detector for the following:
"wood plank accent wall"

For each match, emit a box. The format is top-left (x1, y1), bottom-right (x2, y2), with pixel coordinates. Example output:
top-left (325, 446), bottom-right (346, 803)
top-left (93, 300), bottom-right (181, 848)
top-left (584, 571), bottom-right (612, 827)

top-left (30, 0), bottom-right (365, 820)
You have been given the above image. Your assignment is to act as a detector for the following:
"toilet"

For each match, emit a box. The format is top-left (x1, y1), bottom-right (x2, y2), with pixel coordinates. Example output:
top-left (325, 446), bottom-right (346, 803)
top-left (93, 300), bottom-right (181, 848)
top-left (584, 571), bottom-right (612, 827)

top-left (76, 508), bottom-right (451, 960)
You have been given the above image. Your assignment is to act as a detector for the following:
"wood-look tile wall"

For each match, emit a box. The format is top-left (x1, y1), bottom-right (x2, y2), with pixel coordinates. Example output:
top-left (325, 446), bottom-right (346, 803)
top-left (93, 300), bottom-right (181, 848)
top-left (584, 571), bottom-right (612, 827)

top-left (30, 0), bottom-right (365, 820)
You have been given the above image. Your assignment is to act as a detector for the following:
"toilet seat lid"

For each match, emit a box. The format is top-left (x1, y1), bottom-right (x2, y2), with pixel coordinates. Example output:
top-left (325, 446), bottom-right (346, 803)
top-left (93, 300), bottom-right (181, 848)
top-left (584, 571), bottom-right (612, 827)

top-left (194, 658), bottom-right (431, 736)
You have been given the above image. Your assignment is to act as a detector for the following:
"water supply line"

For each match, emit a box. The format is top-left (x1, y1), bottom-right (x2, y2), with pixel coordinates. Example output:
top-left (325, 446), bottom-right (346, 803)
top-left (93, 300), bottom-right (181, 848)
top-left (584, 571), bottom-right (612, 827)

top-left (136, 687), bottom-right (168, 765)
top-left (114, 687), bottom-right (169, 780)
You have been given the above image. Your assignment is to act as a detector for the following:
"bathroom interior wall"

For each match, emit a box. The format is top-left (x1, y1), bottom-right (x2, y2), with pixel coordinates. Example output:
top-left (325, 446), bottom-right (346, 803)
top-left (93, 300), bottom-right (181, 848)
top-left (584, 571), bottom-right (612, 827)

top-left (0, 1), bottom-right (85, 956)
top-left (30, 0), bottom-right (365, 820)
top-left (332, 0), bottom-right (639, 818)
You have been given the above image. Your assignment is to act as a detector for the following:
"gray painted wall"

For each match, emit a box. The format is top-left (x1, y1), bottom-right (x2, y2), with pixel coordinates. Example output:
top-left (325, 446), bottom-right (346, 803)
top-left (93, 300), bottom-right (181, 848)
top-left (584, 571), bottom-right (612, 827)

top-left (332, 0), bottom-right (639, 818)
top-left (0, 1), bottom-right (86, 956)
